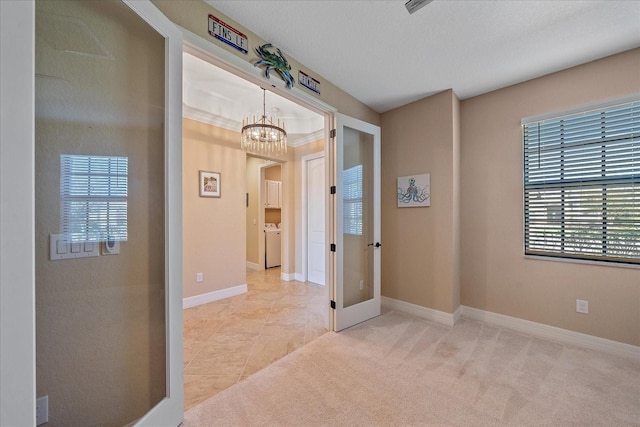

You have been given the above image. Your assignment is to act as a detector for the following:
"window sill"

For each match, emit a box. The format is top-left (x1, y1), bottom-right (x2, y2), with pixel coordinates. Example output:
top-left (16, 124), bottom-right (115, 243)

top-left (524, 254), bottom-right (640, 270)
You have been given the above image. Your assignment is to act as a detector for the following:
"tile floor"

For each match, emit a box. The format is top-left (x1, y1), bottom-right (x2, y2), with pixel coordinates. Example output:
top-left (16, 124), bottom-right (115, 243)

top-left (183, 267), bottom-right (328, 410)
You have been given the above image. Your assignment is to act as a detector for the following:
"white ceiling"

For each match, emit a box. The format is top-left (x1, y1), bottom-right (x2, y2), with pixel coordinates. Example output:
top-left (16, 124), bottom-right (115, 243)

top-left (207, 0), bottom-right (640, 113)
top-left (183, 53), bottom-right (325, 145)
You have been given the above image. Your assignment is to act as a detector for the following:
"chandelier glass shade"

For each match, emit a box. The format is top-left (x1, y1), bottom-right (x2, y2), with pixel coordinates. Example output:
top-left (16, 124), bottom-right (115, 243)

top-left (241, 89), bottom-right (287, 155)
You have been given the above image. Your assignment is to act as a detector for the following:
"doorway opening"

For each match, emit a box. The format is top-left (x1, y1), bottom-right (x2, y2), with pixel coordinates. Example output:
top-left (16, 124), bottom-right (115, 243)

top-left (245, 157), bottom-right (285, 273)
top-left (181, 41), bottom-right (331, 409)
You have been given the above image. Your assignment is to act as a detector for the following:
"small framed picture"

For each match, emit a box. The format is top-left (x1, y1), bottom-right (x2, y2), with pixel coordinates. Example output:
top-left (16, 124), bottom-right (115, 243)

top-left (397, 173), bottom-right (430, 207)
top-left (199, 171), bottom-right (221, 198)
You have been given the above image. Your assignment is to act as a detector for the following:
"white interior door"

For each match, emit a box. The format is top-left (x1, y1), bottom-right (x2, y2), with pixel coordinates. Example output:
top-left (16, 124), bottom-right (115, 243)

top-left (307, 155), bottom-right (325, 285)
top-left (32, 1), bottom-right (183, 425)
top-left (333, 114), bottom-right (381, 331)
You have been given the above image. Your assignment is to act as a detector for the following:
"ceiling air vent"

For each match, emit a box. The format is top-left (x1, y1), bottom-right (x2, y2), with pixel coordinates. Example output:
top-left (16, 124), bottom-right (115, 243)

top-left (405, 0), bottom-right (433, 15)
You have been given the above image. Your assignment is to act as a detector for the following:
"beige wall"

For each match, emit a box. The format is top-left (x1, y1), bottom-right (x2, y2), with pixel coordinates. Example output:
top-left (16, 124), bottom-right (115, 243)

top-left (460, 48), bottom-right (640, 346)
top-left (381, 90), bottom-right (461, 314)
top-left (35, 1), bottom-right (165, 425)
top-left (151, 0), bottom-right (380, 126)
top-left (380, 51), bottom-right (640, 346)
top-left (281, 153), bottom-right (295, 274)
top-left (265, 209), bottom-right (282, 225)
top-left (265, 164), bottom-right (282, 181)
top-left (183, 118), bottom-right (246, 298)
top-left (187, 120), bottom-right (299, 284)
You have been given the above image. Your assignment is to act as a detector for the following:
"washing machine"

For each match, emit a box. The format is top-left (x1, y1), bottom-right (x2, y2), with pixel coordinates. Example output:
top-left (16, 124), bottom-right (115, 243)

top-left (265, 223), bottom-right (281, 268)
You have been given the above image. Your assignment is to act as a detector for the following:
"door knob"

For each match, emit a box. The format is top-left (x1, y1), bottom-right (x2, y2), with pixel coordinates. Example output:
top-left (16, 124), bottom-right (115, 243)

top-left (367, 242), bottom-right (382, 248)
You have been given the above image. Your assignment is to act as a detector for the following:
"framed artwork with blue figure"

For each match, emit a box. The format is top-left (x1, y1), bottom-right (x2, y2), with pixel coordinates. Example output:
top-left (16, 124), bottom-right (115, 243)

top-left (397, 174), bottom-right (430, 207)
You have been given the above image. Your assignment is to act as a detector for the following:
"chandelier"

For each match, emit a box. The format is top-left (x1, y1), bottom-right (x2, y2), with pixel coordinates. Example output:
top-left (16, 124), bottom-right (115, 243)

top-left (241, 88), bottom-right (287, 155)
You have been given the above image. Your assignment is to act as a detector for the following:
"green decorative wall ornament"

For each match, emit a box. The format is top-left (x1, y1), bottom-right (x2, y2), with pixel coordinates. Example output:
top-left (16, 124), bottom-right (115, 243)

top-left (254, 43), bottom-right (295, 89)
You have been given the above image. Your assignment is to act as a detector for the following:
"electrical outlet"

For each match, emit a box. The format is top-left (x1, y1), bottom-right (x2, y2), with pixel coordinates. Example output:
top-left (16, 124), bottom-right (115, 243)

top-left (36, 395), bottom-right (48, 425)
top-left (576, 299), bottom-right (589, 314)
top-left (359, 279), bottom-right (364, 291)
top-left (196, 273), bottom-right (203, 283)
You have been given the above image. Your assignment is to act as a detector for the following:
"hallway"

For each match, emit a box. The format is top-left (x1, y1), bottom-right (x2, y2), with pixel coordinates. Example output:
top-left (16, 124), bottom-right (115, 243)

top-left (183, 267), bottom-right (327, 409)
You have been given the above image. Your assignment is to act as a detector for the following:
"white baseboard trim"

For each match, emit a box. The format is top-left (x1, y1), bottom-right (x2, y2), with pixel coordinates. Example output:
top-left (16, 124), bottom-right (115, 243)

top-left (246, 261), bottom-right (259, 271)
top-left (460, 305), bottom-right (640, 360)
top-left (381, 297), bottom-right (639, 359)
top-left (381, 296), bottom-right (457, 327)
top-left (294, 273), bottom-right (305, 282)
top-left (183, 284), bottom-right (247, 309)
top-left (281, 272), bottom-right (295, 282)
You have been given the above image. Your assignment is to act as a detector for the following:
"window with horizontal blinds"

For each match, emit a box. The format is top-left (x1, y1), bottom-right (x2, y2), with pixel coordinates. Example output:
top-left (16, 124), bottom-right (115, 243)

top-left (523, 100), bottom-right (639, 264)
top-left (60, 155), bottom-right (128, 243)
top-left (343, 164), bottom-right (363, 235)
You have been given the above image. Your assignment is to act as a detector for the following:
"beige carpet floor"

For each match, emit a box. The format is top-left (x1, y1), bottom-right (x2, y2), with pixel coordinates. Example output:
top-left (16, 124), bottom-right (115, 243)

top-left (183, 310), bottom-right (640, 426)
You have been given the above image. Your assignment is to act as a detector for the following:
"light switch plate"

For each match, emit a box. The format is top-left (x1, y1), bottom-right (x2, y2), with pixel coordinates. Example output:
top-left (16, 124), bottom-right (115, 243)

top-left (50, 234), bottom-right (99, 260)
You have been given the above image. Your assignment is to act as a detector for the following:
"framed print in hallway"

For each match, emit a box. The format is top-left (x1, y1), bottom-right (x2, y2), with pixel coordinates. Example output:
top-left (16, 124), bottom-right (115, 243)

top-left (199, 171), bottom-right (221, 198)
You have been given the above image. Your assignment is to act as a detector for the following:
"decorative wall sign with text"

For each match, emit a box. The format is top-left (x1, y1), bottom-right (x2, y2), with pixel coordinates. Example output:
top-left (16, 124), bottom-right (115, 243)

top-left (299, 71), bottom-right (320, 95)
top-left (208, 15), bottom-right (248, 54)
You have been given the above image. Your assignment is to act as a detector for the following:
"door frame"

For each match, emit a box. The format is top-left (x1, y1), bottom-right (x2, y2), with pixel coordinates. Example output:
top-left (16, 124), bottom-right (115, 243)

top-left (257, 160), bottom-right (280, 272)
top-left (1, 2), bottom-right (36, 425)
top-left (301, 151), bottom-right (325, 284)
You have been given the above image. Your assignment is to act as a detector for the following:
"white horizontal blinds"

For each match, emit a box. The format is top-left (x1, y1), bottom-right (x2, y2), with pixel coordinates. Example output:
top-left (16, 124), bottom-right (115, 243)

top-left (523, 100), bottom-right (640, 264)
top-left (343, 164), bottom-right (363, 235)
top-left (60, 155), bottom-right (128, 243)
